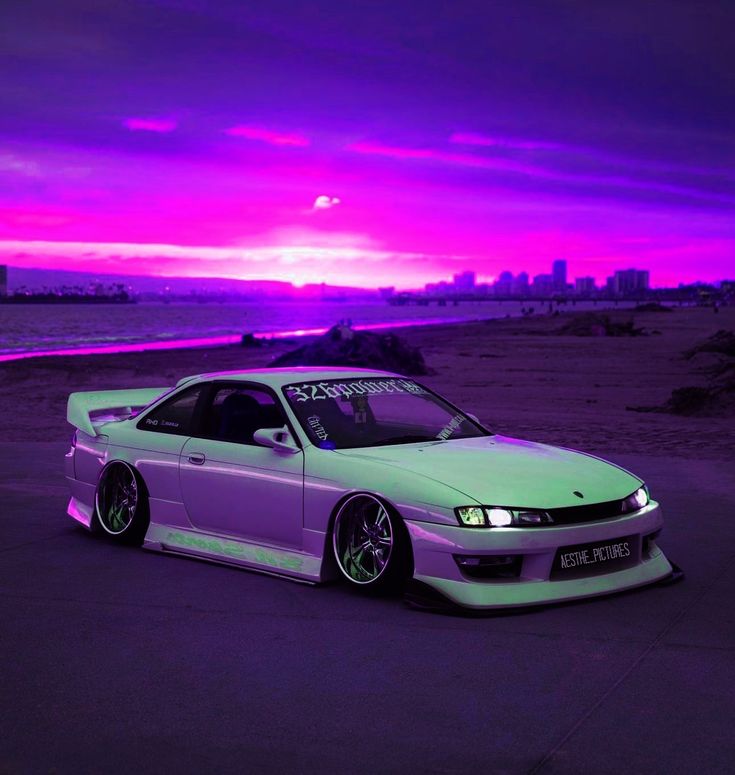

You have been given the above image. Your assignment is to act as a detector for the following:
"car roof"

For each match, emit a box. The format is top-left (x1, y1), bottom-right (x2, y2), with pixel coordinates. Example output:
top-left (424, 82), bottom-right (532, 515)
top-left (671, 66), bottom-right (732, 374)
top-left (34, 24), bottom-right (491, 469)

top-left (176, 367), bottom-right (402, 390)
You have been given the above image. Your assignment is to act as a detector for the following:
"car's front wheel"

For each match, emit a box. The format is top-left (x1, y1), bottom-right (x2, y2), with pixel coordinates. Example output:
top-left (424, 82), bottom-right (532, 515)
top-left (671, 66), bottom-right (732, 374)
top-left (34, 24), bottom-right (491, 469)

top-left (95, 461), bottom-right (149, 544)
top-left (332, 494), bottom-right (410, 592)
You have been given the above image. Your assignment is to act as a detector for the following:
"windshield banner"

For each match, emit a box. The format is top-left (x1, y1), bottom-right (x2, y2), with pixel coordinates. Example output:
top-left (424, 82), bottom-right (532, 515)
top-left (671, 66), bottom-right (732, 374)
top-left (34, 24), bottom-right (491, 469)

top-left (285, 378), bottom-right (428, 403)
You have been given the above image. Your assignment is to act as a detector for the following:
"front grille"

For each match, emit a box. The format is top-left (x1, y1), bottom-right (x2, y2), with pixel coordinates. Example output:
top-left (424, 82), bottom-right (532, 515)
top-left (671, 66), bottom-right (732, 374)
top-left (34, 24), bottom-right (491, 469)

top-left (545, 498), bottom-right (630, 526)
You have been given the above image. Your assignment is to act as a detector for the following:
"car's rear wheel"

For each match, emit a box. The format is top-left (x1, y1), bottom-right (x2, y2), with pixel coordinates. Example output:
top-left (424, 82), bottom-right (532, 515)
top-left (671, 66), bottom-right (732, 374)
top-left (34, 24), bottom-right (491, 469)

top-left (95, 461), bottom-right (149, 544)
top-left (332, 494), bottom-right (409, 592)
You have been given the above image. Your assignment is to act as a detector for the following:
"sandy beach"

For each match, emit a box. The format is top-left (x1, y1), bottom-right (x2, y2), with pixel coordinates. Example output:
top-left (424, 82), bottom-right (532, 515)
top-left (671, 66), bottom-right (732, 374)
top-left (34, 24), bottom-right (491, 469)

top-left (2, 305), bottom-right (733, 460)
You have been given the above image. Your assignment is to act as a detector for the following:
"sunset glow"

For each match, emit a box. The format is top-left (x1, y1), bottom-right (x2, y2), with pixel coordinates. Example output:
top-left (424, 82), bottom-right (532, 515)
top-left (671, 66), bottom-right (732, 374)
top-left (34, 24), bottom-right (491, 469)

top-left (1, 2), bottom-right (733, 288)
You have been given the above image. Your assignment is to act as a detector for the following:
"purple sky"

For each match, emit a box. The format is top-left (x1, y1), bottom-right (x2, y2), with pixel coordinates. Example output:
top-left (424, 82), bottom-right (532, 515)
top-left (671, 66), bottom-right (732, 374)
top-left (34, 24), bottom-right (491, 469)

top-left (1, 0), bottom-right (733, 288)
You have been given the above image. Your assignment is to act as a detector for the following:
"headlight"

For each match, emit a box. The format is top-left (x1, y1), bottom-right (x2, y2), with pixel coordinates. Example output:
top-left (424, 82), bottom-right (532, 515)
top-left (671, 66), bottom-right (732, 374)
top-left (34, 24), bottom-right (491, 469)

top-left (455, 506), bottom-right (486, 526)
top-left (455, 506), bottom-right (552, 528)
top-left (624, 486), bottom-right (649, 512)
top-left (486, 508), bottom-right (513, 527)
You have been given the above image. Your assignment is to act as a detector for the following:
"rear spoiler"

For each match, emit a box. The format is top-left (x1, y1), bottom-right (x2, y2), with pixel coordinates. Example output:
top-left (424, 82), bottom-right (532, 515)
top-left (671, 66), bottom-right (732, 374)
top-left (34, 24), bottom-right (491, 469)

top-left (67, 387), bottom-right (169, 437)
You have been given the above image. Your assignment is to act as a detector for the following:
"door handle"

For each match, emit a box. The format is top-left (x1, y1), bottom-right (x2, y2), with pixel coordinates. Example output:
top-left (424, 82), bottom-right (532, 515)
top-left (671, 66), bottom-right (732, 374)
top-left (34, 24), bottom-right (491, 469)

top-left (187, 453), bottom-right (206, 465)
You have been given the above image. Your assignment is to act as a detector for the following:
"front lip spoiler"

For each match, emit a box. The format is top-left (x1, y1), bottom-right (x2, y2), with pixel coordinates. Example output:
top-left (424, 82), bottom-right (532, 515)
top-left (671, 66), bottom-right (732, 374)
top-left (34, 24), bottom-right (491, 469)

top-left (403, 580), bottom-right (459, 614)
top-left (402, 561), bottom-right (685, 616)
top-left (655, 561), bottom-right (685, 586)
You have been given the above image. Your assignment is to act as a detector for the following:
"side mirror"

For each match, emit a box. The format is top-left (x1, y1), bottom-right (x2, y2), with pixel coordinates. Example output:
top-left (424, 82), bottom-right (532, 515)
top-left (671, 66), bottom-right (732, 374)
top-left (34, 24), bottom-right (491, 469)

top-left (253, 426), bottom-right (300, 454)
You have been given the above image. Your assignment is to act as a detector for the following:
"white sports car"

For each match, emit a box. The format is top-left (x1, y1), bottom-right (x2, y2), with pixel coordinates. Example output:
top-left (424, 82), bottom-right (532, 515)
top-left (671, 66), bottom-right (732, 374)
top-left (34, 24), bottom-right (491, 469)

top-left (65, 367), bottom-right (676, 610)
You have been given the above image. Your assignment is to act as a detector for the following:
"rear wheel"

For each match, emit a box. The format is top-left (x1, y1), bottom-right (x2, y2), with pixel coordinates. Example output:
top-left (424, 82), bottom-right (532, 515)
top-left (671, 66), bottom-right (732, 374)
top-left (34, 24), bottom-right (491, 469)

top-left (332, 494), bottom-right (410, 592)
top-left (95, 461), bottom-right (149, 544)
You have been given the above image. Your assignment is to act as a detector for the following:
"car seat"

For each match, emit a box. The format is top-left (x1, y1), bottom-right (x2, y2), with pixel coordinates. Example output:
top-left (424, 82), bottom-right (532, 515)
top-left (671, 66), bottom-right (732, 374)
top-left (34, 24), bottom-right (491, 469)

top-left (217, 393), bottom-right (263, 443)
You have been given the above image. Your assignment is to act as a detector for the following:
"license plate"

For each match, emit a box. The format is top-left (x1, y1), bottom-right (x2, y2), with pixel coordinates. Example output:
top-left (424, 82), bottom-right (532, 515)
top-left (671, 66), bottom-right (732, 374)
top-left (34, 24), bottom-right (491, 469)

top-left (551, 535), bottom-right (638, 579)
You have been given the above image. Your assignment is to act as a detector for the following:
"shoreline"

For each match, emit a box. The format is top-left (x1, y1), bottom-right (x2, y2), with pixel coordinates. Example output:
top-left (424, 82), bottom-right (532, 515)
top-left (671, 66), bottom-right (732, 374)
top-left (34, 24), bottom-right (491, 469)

top-left (0, 315), bottom-right (483, 363)
top-left (0, 300), bottom-right (647, 363)
top-left (2, 305), bottom-right (733, 459)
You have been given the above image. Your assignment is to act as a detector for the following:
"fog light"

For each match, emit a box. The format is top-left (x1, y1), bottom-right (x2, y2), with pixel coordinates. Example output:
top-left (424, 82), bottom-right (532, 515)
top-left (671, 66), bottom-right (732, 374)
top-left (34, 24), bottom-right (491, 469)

top-left (454, 554), bottom-right (522, 580)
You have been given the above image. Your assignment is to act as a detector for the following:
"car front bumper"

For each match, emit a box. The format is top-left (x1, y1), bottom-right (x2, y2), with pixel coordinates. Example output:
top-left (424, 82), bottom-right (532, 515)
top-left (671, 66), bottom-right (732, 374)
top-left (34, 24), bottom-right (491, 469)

top-left (405, 501), bottom-right (673, 609)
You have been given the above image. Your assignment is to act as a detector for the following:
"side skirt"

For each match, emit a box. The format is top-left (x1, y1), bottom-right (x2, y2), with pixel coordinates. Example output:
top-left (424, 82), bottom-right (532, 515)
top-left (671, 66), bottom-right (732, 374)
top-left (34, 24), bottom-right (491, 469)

top-left (143, 523), bottom-right (323, 584)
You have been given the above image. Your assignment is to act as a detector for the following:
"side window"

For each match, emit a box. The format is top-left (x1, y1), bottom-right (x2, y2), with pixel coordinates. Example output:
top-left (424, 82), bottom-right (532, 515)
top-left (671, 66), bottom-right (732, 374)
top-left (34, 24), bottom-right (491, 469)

top-left (137, 385), bottom-right (203, 436)
top-left (202, 385), bottom-right (286, 445)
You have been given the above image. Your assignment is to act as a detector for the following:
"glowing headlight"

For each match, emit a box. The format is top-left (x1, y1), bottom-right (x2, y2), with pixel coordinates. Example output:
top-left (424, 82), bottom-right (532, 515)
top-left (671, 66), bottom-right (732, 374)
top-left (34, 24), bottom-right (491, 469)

top-left (456, 506), bottom-right (486, 527)
top-left (625, 486), bottom-right (649, 511)
top-left (455, 506), bottom-right (550, 528)
top-left (486, 508), bottom-right (513, 527)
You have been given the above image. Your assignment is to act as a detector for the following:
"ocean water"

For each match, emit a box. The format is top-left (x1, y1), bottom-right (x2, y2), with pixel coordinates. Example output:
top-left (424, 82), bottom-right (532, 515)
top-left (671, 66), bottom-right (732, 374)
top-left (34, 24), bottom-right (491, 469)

top-left (0, 299), bottom-right (624, 361)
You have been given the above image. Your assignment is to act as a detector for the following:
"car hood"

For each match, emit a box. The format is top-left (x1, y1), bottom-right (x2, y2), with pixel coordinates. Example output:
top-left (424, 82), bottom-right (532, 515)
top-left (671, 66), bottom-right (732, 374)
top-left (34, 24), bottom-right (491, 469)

top-left (335, 435), bottom-right (641, 508)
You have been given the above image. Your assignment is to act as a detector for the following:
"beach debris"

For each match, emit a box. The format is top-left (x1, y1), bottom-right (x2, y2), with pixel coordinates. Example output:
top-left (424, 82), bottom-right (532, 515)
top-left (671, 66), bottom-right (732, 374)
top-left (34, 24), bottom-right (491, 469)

top-left (270, 323), bottom-right (430, 375)
top-left (628, 379), bottom-right (735, 416)
top-left (556, 313), bottom-right (646, 337)
top-left (630, 328), bottom-right (735, 416)
top-left (633, 302), bottom-right (674, 312)
top-left (240, 333), bottom-right (263, 347)
top-left (683, 330), bottom-right (735, 359)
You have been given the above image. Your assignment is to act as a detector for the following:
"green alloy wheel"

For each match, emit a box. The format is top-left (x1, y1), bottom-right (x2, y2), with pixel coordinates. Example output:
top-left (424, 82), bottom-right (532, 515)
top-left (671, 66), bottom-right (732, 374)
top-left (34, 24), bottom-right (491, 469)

top-left (95, 461), bottom-right (149, 543)
top-left (333, 494), bottom-right (408, 591)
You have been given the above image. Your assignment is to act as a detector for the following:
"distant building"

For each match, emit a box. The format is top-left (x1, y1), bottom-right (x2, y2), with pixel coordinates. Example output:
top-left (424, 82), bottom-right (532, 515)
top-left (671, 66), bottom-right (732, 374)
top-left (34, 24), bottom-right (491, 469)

top-left (378, 286), bottom-right (395, 299)
top-left (575, 276), bottom-right (596, 295)
top-left (0, 265), bottom-right (6, 297)
top-left (532, 273), bottom-right (554, 296)
top-left (493, 270), bottom-right (513, 296)
top-left (512, 271), bottom-right (529, 295)
top-left (552, 259), bottom-right (567, 290)
top-left (612, 269), bottom-right (650, 295)
top-left (425, 280), bottom-right (451, 296)
top-left (453, 270), bottom-right (476, 292)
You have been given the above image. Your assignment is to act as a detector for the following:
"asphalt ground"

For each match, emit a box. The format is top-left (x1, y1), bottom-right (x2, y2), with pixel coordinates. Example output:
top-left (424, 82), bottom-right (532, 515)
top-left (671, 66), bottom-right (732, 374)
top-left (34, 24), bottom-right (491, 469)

top-left (1, 442), bottom-right (734, 774)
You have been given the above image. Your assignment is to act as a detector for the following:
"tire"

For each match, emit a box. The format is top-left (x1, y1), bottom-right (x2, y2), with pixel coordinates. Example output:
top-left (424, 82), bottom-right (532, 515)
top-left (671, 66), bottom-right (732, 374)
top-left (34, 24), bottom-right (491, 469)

top-left (95, 461), bottom-right (150, 545)
top-left (332, 494), bottom-right (411, 593)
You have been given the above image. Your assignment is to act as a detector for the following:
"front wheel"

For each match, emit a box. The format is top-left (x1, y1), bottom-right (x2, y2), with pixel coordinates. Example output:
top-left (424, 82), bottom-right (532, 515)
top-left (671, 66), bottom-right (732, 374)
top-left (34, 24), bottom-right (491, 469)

top-left (95, 461), bottom-right (149, 545)
top-left (332, 494), bottom-right (410, 592)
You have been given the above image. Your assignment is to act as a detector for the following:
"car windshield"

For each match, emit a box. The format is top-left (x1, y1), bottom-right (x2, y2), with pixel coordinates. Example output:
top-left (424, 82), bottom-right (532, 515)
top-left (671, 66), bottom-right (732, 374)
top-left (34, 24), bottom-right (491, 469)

top-left (283, 377), bottom-right (490, 449)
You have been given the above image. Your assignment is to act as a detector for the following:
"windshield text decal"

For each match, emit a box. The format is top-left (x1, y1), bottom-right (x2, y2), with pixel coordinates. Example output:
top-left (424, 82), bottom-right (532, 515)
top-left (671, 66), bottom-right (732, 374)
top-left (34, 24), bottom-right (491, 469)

top-left (286, 379), bottom-right (427, 403)
top-left (436, 413), bottom-right (465, 440)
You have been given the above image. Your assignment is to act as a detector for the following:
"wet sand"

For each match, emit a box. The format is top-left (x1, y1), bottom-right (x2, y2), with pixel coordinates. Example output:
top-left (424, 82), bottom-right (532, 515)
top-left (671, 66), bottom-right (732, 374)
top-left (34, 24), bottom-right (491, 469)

top-left (2, 305), bottom-right (733, 460)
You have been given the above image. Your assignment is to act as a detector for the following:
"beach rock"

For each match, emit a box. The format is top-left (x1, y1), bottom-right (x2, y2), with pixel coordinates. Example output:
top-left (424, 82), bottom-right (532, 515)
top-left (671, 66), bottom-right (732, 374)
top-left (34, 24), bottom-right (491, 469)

top-left (683, 330), bottom-right (735, 359)
top-left (629, 375), bottom-right (735, 417)
top-left (556, 314), bottom-right (646, 337)
top-left (240, 333), bottom-right (263, 347)
top-left (269, 323), bottom-right (430, 375)
top-left (634, 302), bottom-right (674, 312)
top-left (630, 329), bottom-right (735, 416)
top-left (684, 349), bottom-right (735, 377)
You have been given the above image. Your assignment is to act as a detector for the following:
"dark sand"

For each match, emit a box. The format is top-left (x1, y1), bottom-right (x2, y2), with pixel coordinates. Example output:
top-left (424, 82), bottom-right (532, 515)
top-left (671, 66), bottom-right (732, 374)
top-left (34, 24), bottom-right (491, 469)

top-left (3, 305), bottom-right (734, 460)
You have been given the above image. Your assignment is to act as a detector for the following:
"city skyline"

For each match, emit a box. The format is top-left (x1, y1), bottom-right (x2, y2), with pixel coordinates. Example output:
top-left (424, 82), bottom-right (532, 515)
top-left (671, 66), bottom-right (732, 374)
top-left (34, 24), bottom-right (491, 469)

top-left (422, 260), bottom-right (652, 298)
top-left (5, 258), bottom-right (731, 301)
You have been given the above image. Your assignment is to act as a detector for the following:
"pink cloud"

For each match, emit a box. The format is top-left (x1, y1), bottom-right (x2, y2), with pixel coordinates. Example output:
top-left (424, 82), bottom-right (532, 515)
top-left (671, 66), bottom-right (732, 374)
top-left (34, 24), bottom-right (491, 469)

top-left (348, 140), bottom-right (545, 176)
top-left (313, 195), bottom-right (341, 210)
top-left (122, 117), bottom-right (178, 133)
top-left (450, 131), bottom-right (560, 150)
top-left (0, 206), bottom-right (72, 230)
top-left (349, 140), bottom-right (735, 206)
top-left (224, 125), bottom-right (310, 147)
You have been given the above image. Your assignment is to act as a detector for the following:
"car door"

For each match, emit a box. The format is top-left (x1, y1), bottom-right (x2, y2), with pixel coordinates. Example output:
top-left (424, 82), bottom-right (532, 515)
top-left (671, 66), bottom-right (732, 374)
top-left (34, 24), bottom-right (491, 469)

top-left (124, 383), bottom-right (208, 506)
top-left (178, 382), bottom-right (304, 549)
